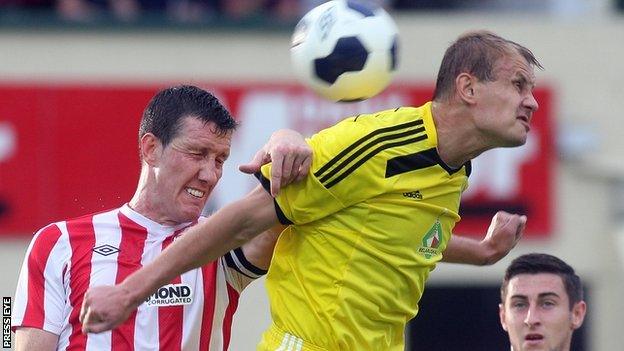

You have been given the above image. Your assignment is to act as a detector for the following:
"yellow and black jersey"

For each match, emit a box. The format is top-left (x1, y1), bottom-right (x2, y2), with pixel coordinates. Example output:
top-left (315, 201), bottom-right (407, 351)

top-left (255, 102), bottom-right (470, 351)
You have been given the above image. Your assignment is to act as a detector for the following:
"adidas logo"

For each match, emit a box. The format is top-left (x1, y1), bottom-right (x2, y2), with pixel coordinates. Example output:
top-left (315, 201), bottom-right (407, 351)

top-left (403, 190), bottom-right (422, 200)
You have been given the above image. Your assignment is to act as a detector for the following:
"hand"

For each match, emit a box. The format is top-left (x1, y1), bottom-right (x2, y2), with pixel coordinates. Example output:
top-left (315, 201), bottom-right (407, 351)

top-left (79, 285), bottom-right (136, 334)
top-left (239, 129), bottom-right (312, 197)
top-left (481, 211), bottom-right (527, 265)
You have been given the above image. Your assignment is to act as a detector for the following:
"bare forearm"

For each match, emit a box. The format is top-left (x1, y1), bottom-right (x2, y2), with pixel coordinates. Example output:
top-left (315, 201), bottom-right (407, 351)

top-left (443, 212), bottom-right (525, 266)
top-left (442, 235), bottom-right (490, 266)
top-left (121, 186), bottom-right (277, 306)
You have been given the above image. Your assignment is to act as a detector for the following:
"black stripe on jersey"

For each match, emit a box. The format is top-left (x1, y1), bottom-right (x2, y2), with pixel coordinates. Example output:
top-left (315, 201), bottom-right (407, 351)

top-left (254, 172), bottom-right (294, 225)
top-left (385, 148), bottom-right (470, 177)
top-left (235, 247), bottom-right (267, 276)
top-left (318, 126), bottom-right (426, 184)
top-left (224, 251), bottom-right (258, 278)
top-left (254, 171), bottom-right (271, 193)
top-left (324, 134), bottom-right (428, 189)
top-left (224, 251), bottom-right (253, 278)
top-left (314, 119), bottom-right (424, 179)
top-left (232, 247), bottom-right (266, 275)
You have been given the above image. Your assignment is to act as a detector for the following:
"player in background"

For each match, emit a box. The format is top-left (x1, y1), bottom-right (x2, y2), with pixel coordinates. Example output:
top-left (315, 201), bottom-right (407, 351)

top-left (500, 253), bottom-right (587, 351)
top-left (11, 85), bottom-right (313, 351)
top-left (81, 30), bottom-right (536, 350)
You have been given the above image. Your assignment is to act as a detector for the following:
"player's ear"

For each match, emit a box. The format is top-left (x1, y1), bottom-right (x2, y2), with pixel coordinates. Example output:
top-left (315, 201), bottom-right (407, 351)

top-left (456, 73), bottom-right (477, 105)
top-left (499, 303), bottom-right (509, 331)
top-left (140, 133), bottom-right (162, 166)
top-left (571, 300), bottom-right (587, 330)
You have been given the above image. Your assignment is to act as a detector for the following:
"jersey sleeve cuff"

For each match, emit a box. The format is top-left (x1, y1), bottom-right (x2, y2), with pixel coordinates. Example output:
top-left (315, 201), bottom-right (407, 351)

top-left (253, 172), bottom-right (294, 225)
top-left (224, 247), bottom-right (268, 278)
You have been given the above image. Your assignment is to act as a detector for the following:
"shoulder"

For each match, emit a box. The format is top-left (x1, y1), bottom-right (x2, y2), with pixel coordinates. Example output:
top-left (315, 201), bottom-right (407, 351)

top-left (329, 106), bottom-right (423, 130)
top-left (63, 207), bottom-right (121, 235)
top-left (31, 222), bottom-right (64, 244)
top-left (26, 223), bottom-right (66, 265)
top-left (30, 208), bottom-right (121, 248)
top-left (308, 107), bottom-right (422, 152)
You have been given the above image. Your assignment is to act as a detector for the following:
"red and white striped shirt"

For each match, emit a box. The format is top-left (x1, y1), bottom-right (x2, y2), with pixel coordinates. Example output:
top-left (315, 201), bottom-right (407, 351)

top-left (12, 204), bottom-right (265, 350)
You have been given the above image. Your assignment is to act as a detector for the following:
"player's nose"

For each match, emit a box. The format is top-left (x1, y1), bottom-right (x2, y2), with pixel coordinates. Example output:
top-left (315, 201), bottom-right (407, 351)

top-left (524, 92), bottom-right (539, 113)
top-left (198, 160), bottom-right (219, 186)
top-left (523, 305), bottom-right (541, 327)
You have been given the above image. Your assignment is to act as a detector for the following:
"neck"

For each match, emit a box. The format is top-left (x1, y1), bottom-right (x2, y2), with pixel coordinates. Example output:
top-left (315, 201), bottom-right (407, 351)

top-left (431, 100), bottom-right (494, 167)
top-left (128, 167), bottom-right (152, 218)
top-left (128, 166), bottom-right (174, 226)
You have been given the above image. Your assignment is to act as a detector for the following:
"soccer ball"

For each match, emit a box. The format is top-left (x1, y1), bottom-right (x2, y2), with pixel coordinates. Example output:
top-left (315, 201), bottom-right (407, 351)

top-left (290, 0), bottom-right (399, 102)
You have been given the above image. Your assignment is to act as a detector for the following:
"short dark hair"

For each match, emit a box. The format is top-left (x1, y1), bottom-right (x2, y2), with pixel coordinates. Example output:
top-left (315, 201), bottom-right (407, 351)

top-left (138, 85), bottom-right (237, 148)
top-left (501, 253), bottom-right (584, 310)
top-left (432, 30), bottom-right (543, 101)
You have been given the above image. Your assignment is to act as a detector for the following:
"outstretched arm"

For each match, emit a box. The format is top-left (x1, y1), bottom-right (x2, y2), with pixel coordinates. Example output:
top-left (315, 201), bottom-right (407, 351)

top-left (442, 211), bottom-right (526, 266)
top-left (80, 185), bottom-right (278, 333)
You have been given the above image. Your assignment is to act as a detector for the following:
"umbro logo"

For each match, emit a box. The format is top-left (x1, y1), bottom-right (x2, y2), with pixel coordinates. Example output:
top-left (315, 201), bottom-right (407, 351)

top-left (92, 244), bottom-right (120, 256)
top-left (403, 190), bottom-right (422, 200)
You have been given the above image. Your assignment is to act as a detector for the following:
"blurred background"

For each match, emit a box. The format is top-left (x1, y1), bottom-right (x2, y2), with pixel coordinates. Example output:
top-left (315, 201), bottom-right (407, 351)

top-left (1, 0), bottom-right (623, 350)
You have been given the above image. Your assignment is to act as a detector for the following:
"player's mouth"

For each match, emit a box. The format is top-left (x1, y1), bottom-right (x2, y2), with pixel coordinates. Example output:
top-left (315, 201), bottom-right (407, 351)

top-left (524, 333), bottom-right (544, 345)
top-left (185, 187), bottom-right (205, 199)
top-left (517, 115), bottom-right (531, 132)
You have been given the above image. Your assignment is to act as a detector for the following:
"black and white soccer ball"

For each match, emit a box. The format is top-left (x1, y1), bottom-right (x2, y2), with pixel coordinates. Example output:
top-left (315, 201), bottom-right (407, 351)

top-left (290, 0), bottom-right (399, 102)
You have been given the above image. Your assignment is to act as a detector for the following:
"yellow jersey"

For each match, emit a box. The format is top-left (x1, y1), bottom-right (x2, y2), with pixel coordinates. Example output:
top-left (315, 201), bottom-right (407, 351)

top-left (256, 102), bottom-right (470, 350)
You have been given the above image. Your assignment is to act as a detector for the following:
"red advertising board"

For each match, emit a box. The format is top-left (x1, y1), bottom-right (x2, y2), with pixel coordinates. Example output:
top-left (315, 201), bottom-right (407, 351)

top-left (0, 82), bottom-right (553, 238)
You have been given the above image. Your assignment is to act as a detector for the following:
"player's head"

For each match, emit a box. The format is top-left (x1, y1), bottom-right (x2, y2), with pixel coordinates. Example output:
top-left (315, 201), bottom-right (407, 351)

top-left (433, 30), bottom-right (542, 147)
top-left (433, 30), bottom-right (542, 102)
top-left (139, 85), bottom-right (237, 150)
top-left (499, 253), bottom-right (586, 351)
top-left (135, 85), bottom-right (237, 224)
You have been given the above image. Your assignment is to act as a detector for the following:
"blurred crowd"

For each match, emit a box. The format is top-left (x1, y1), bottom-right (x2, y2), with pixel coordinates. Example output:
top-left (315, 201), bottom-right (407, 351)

top-left (0, 0), bottom-right (313, 23)
top-left (0, 0), bottom-right (325, 23)
top-left (0, 0), bottom-right (616, 25)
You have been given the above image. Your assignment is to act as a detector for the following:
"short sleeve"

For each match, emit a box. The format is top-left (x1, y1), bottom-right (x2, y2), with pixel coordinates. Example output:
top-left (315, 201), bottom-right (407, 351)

top-left (220, 248), bottom-right (267, 292)
top-left (12, 224), bottom-right (68, 335)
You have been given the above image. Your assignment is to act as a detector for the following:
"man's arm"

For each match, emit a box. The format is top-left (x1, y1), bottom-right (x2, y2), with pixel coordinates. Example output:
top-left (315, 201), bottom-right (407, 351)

top-left (80, 185), bottom-right (279, 333)
top-left (14, 327), bottom-right (58, 351)
top-left (442, 211), bottom-right (527, 265)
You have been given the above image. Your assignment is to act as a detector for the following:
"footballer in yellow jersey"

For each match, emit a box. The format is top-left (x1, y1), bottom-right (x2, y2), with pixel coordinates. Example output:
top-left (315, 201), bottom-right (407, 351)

top-left (256, 102), bottom-right (471, 351)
